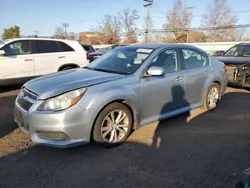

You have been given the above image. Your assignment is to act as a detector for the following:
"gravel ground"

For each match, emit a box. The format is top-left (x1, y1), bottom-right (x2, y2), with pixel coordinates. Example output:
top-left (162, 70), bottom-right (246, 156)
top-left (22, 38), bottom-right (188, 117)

top-left (0, 86), bottom-right (250, 188)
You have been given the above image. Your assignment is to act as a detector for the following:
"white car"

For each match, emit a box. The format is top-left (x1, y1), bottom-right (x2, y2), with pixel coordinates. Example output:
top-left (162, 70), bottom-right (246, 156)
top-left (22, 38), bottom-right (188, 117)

top-left (0, 38), bottom-right (89, 85)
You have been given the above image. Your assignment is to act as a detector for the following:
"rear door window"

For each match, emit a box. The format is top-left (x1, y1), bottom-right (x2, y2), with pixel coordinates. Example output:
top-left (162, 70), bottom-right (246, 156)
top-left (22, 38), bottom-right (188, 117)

top-left (181, 49), bottom-right (209, 70)
top-left (35, 40), bottom-right (60, 53)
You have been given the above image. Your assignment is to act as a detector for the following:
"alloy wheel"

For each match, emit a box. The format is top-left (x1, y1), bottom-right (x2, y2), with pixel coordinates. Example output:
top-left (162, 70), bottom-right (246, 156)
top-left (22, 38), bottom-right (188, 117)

top-left (207, 87), bottom-right (219, 109)
top-left (101, 110), bottom-right (129, 143)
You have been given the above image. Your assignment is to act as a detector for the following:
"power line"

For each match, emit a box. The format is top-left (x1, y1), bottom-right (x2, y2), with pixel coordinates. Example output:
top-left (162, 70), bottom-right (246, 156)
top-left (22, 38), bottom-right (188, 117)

top-left (149, 7), bottom-right (250, 18)
top-left (144, 24), bottom-right (250, 33)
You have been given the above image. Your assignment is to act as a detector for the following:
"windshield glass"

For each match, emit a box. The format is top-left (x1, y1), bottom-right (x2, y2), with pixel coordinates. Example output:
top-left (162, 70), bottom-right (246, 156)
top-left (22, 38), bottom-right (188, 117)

top-left (87, 47), bottom-right (154, 74)
top-left (225, 45), bottom-right (250, 57)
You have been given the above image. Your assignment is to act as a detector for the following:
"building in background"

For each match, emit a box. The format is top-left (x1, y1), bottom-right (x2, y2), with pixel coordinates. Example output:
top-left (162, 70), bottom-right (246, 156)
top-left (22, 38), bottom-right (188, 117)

top-left (79, 32), bottom-right (102, 44)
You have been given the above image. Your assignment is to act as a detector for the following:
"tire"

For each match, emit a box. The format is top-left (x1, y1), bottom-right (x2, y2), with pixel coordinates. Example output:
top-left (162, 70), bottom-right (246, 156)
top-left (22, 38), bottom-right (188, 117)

top-left (93, 102), bottom-right (133, 148)
top-left (203, 83), bottom-right (221, 111)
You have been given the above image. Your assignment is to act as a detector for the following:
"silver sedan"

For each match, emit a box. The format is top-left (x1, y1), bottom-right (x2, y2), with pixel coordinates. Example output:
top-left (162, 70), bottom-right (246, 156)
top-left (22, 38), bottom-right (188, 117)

top-left (14, 44), bottom-right (228, 148)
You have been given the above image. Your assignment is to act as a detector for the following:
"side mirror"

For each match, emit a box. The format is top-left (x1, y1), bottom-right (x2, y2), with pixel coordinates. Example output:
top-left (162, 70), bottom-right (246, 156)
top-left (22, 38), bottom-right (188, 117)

top-left (147, 66), bottom-right (165, 76)
top-left (0, 50), bottom-right (5, 56)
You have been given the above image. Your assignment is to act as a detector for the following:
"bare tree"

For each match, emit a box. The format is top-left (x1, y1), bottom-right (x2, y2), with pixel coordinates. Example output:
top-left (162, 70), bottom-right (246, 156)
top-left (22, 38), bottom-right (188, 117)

top-left (53, 27), bottom-right (65, 39)
top-left (119, 8), bottom-right (139, 43)
top-left (163, 0), bottom-right (189, 38)
top-left (94, 15), bottom-right (121, 44)
top-left (67, 32), bottom-right (78, 41)
top-left (202, 0), bottom-right (238, 41)
top-left (235, 28), bottom-right (248, 41)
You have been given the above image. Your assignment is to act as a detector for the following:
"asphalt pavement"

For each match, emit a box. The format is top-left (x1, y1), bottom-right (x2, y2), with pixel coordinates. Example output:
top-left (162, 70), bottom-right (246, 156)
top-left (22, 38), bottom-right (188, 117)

top-left (0, 87), bottom-right (250, 188)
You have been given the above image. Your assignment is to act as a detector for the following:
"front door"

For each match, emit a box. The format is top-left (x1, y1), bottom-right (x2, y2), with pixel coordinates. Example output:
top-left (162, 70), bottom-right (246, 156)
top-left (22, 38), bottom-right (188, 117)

top-left (180, 48), bottom-right (214, 105)
top-left (140, 48), bottom-right (187, 125)
top-left (0, 40), bottom-right (34, 80)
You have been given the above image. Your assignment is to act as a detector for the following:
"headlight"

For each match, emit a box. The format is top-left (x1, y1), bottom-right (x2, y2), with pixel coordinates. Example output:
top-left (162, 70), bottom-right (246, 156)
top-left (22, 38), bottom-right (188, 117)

top-left (37, 88), bottom-right (86, 111)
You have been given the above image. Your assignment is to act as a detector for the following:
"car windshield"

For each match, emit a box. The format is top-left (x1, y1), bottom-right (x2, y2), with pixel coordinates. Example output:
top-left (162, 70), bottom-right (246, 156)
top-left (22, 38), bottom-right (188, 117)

top-left (225, 45), bottom-right (250, 57)
top-left (87, 47), bottom-right (154, 74)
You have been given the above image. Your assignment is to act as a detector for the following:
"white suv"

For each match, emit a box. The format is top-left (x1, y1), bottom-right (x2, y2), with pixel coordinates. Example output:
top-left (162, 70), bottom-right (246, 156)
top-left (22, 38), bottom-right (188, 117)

top-left (0, 38), bottom-right (89, 85)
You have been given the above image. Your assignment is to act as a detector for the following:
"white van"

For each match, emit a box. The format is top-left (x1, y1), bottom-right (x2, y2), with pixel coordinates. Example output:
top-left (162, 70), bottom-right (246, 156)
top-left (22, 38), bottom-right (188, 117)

top-left (0, 38), bottom-right (89, 85)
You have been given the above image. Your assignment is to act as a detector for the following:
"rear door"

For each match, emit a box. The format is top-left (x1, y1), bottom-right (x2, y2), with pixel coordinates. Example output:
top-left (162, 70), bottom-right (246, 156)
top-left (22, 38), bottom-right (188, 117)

top-left (180, 48), bottom-right (214, 105)
top-left (33, 40), bottom-right (61, 76)
top-left (0, 40), bottom-right (34, 79)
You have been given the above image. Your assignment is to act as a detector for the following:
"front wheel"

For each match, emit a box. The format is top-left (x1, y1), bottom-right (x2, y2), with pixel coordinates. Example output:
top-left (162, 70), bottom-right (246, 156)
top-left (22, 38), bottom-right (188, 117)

top-left (93, 103), bottom-right (133, 148)
top-left (203, 83), bottom-right (221, 110)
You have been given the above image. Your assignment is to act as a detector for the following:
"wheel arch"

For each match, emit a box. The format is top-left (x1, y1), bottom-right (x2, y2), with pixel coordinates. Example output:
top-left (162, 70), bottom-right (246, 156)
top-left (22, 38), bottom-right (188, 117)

top-left (202, 80), bottom-right (222, 105)
top-left (89, 99), bottom-right (139, 141)
top-left (58, 63), bottom-right (80, 71)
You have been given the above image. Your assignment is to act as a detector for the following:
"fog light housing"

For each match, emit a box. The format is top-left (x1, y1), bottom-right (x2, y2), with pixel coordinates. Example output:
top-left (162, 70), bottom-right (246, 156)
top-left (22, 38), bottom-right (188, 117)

top-left (36, 131), bottom-right (70, 141)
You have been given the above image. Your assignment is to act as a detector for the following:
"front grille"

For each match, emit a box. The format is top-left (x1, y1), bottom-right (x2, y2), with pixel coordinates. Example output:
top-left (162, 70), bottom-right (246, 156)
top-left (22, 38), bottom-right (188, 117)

top-left (17, 97), bottom-right (34, 111)
top-left (17, 88), bottom-right (38, 111)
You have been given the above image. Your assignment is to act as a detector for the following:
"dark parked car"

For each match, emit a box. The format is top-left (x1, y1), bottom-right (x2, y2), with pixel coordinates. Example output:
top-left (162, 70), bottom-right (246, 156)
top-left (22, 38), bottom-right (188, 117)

top-left (209, 50), bottom-right (225, 56)
top-left (81, 44), bottom-right (96, 62)
top-left (216, 43), bottom-right (250, 88)
top-left (88, 45), bottom-right (126, 62)
top-left (81, 44), bottom-right (95, 53)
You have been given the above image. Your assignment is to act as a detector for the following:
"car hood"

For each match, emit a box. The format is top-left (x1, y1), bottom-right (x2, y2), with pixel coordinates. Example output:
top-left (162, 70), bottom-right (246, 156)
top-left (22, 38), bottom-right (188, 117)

top-left (24, 68), bottom-right (126, 99)
top-left (216, 56), bottom-right (250, 65)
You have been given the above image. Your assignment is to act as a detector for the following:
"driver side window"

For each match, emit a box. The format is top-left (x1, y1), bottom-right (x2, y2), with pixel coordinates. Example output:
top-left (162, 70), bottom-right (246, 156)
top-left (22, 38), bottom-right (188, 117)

top-left (150, 49), bottom-right (179, 74)
top-left (1, 40), bottom-right (32, 56)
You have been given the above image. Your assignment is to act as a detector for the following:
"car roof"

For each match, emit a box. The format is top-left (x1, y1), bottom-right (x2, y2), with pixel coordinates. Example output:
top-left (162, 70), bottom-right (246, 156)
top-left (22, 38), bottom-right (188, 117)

top-left (238, 43), bottom-right (250, 46)
top-left (121, 43), bottom-right (202, 50)
top-left (4, 38), bottom-right (77, 43)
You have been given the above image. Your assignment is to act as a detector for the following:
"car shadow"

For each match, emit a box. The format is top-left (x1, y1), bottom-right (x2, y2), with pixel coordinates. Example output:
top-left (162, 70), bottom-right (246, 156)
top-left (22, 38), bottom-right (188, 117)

top-left (0, 85), bottom-right (21, 139)
top-left (0, 87), bottom-right (250, 187)
top-left (0, 84), bottom-right (22, 93)
top-left (0, 95), bottom-right (19, 139)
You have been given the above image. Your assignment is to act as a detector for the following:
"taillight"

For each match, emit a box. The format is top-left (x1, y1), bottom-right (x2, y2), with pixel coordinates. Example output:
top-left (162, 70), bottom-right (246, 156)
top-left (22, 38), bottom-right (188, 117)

top-left (224, 65), bottom-right (227, 72)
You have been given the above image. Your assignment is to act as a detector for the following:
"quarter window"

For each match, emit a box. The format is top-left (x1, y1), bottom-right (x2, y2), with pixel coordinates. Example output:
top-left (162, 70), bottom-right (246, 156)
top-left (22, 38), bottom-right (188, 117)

top-left (35, 40), bottom-right (59, 53)
top-left (58, 42), bottom-right (74, 52)
top-left (182, 49), bottom-right (209, 70)
top-left (150, 49), bottom-right (178, 74)
top-left (1, 40), bottom-right (32, 56)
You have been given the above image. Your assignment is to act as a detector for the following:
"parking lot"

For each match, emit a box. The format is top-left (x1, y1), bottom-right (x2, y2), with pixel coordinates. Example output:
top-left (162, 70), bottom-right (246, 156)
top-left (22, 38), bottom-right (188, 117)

top-left (0, 86), bottom-right (250, 187)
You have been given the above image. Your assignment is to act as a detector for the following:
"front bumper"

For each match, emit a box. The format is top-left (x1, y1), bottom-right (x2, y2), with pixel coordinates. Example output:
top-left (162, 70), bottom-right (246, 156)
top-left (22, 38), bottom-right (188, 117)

top-left (14, 100), bottom-right (96, 148)
top-left (227, 65), bottom-right (250, 88)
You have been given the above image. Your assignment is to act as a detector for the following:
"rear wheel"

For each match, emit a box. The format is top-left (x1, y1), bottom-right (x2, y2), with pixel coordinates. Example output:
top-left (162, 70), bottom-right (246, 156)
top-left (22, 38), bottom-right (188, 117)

top-left (203, 83), bottom-right (221, 110)
top-left (93, 103), bottom-right (132, 148)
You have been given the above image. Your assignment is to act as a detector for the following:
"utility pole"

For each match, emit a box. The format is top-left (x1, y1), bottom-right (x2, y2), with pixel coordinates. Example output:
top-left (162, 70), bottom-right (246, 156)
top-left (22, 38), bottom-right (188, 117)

top-left (186, 6), bottom-right (195, 43)
top-left (62, 23), bottom-right (69, 39)
top-left (143, 0), bottom-right (153, 43)
top-left (34, 30), bottom-right (39, 37)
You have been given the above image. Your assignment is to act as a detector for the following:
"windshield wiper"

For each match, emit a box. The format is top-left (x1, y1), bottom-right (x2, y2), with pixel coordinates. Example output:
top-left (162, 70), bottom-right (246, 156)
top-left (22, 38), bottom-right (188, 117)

top-left (87, 67), bottom-right (127, 75)
top-left (84, 66), bottom-right (93, 70)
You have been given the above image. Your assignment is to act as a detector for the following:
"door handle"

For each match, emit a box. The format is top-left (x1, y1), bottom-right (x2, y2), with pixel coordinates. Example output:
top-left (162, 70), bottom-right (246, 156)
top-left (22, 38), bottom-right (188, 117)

top-left (58, 56), bottom-right (65, 59)
top-left (24, 58), bottom-right (33, 62)
top-left (205, 70), bottom-right (212, 75)
top-left (175, 76), bottom-right (184, 82)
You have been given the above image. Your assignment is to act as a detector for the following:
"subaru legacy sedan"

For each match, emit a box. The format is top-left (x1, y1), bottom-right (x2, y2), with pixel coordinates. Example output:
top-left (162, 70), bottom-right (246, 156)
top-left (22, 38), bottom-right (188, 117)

top-left (14, 44), bottom-right (228, 148)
